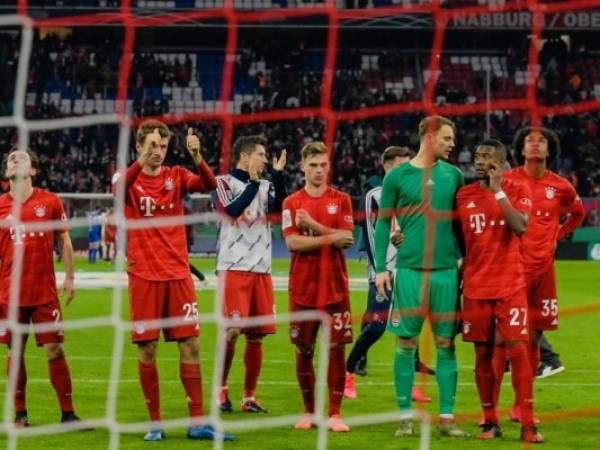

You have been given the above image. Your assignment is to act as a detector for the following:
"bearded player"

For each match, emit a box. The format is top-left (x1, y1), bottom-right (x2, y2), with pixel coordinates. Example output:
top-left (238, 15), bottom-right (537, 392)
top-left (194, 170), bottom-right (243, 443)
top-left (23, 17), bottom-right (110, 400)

top-left (112, 122), bottom-right (233, 442)
top-left (283, 142), bottom-right (354, 433)
top-left (456, 140), bottom-right (542, 443)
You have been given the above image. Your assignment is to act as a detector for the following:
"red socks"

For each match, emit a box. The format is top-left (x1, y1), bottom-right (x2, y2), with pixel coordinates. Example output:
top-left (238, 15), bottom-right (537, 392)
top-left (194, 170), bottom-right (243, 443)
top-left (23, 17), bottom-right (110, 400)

top-left (180, 362), bottom-right (204, 420)
top-left (507, 342), bottom-right (534, 426)
top-left (244, 340), bottom-right (263, 398)
top-left (48, 356), bottom-right (74, 413)
top-left (327, 346), bottom-right (345, 417)
top-left (296, 346), bottom-right (347, 416)
top-left (222, 340), bottom-right (236, 387)
top-left (528, 344), bottom-right (541, 376)
top-left (474, 344), bottom-right (498, 423)
top-left (138, 360), bottom-right (160, 422)
top-left (7, 356), bottom-right (27, 412)
top-left (492, 343), bottom-right (507, 406)
top-left (295, 350), bottom-right (315, 414)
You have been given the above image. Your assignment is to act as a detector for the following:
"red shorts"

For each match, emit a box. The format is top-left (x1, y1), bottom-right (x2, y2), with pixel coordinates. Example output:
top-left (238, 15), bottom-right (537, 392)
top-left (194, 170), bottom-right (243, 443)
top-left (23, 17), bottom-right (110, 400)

top-left (462, 289), bottom-right (529, 343)
top-left (0, 299), bottom-right (64, 346)
top-left (289, 297), bottom-right (353, 345)
top-left (221, 271), bottom-right (276, 335)
top-left (128, 274), bottom-right (199, 343)
top-left (526, 266), bottom-right (558, 331)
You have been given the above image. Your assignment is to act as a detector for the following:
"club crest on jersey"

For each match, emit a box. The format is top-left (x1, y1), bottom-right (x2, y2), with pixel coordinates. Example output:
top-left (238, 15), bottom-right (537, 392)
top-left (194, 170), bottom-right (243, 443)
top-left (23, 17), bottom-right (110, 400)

top-left (134, 322), bottom-right (146, 335)
top-left (390, 311), bottom-right (401, 328)
top-left (164, 178), bottom-right (174, 191)
top-left (326, 203), bottom-right (338, 215)
top-left (230, 310), bottom-right (241, 321)
top-left (545, 186), bottom-right (556, 199)
top-left (290, 326), bottom-right (300, 339)
top-left (34, 205), bottom-right (46, 218)
top-left (463, 321), bottom-right (471, 334)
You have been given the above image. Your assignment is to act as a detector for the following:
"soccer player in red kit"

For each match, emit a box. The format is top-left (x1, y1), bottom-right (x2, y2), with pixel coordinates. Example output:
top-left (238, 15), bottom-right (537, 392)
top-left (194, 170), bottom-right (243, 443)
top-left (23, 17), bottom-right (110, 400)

top-left (282, 142), bottom-right (355, 433)
top-left (456, 140), bottom-right (542, 443)
top-left (112, 121), bottom-right (233, 442)
top-left (494, 127), bottom-right (585, 423)
top-left (0, 147), bottom-right (85, 428)
top-left (103, 207), bottom-right (117, 262)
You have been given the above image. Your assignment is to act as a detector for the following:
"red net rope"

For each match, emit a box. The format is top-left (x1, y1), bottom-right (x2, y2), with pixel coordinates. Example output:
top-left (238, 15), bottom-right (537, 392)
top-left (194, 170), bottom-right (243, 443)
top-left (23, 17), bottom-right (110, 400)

top-left (20, 0), bottom-right (600, 174)
top-left (13, 0), bottom-right (600, 430)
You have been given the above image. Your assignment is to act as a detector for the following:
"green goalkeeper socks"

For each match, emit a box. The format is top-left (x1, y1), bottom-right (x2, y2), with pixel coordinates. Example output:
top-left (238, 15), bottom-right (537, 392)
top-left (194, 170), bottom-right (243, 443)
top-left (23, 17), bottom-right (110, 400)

top-left (436, 345), bottom-right (457, 416)
top-left (393, 345), bottom-right (416, 413)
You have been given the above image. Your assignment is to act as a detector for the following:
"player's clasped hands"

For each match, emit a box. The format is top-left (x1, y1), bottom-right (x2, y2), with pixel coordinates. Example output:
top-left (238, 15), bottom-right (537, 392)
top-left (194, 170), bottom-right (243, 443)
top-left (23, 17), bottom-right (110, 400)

top-left (331, 232), bottom-right (354, 249)
top-left (186, 128), bottom-right (203, 164)
top-left (295, 209), bottom-right (315, 229)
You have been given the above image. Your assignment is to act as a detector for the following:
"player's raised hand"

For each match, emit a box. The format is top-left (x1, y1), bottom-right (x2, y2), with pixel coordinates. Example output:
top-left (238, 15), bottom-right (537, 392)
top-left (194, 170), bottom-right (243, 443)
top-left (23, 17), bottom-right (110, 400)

top-left (375, 272), bottom-right (392, 300)
top-left (391, 230), bottom-right (405, 248)
top-left (186, 127), bottom-right (203, 165)
top-left (273, 149), bottom-right (287, 171)
top-left (138, 128), bottom-right (162, 166)
top-left (488, 162), bottom-right (503, 193)
top-left (61, 276), bottom-right (75, 306)
top-left (331, 231), bottom-right (354, 249)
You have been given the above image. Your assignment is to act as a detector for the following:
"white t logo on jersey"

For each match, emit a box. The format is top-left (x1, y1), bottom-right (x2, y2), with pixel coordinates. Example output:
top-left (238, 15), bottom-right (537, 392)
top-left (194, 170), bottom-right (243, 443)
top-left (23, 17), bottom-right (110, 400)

top-left (10, 225), bottom-right (26, 244)
top-left (469, 213), bottom-right (486, 234)
top-left (139, 196), bottom-right (156, 217)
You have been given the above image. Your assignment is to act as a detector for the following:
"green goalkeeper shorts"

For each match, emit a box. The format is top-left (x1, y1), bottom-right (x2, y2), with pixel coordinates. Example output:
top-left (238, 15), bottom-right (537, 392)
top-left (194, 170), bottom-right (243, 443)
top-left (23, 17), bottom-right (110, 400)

top-left (387, 267), bottom-right (460, 339)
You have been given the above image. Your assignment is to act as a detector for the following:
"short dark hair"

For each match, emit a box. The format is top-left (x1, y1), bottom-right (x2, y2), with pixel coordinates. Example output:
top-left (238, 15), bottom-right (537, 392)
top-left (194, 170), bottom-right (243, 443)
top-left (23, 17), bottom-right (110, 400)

top-left (418, 115), bottom-right (455, 140)
top-left (381, 146), bottom-right (414, 164)
top-left (477, 139), bottom-right (506, 162)
top-left (136, 119), bottom-right (171, 145)
top-left (513, 126), bottom-right (560, 164)
top-left (232, 135), bottom-right (267, 163)
top-left (2, 146), bottom-right (40, 178)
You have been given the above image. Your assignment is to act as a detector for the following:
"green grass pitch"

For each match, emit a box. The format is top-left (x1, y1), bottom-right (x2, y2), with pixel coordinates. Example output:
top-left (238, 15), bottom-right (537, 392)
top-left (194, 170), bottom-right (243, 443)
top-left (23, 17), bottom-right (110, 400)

top-left (1, 258), bottom-right (599, 449)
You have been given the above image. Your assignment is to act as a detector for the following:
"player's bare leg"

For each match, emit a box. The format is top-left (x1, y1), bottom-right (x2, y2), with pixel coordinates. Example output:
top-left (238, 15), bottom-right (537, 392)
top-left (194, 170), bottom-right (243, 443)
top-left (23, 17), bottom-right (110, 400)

top-left (294, 343), bottom-right (316, 430)
top-left (242, 334), bottom-right (268, 413)
top-left (137, 340), bottom-right (163, 440)
top-left (220, 327), bottom-right (241, 413)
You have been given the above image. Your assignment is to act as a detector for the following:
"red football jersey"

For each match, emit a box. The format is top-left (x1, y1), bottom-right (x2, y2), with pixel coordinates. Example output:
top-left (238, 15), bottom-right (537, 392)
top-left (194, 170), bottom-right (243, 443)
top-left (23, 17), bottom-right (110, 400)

top-left (504, 167), bottom-right (584, 276)
top-left (282, 187), bottom-right (354, 307)
top-left (0, 189), bottom-right (68, 306)
top-left (456, 179), bottom-right (532, 299)
top-left (114, 161), bottom-right (216, 281)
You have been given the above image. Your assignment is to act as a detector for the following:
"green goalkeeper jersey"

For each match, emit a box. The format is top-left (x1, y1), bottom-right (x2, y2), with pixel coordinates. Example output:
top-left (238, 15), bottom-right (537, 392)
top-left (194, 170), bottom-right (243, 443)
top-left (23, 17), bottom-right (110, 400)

top-left (374, 160), bottom-right (464, 271)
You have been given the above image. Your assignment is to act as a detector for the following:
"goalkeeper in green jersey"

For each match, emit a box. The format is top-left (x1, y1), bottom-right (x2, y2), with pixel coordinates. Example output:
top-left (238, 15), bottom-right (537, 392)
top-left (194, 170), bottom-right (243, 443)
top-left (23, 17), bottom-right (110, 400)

top-left (374, 115), bottom-right (468, 438)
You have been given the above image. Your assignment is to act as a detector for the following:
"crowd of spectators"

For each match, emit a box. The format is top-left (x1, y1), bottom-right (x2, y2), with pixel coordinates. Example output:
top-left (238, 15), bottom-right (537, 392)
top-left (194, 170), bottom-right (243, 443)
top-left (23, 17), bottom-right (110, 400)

top-left (0, 30), bottom-right (599, 227)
